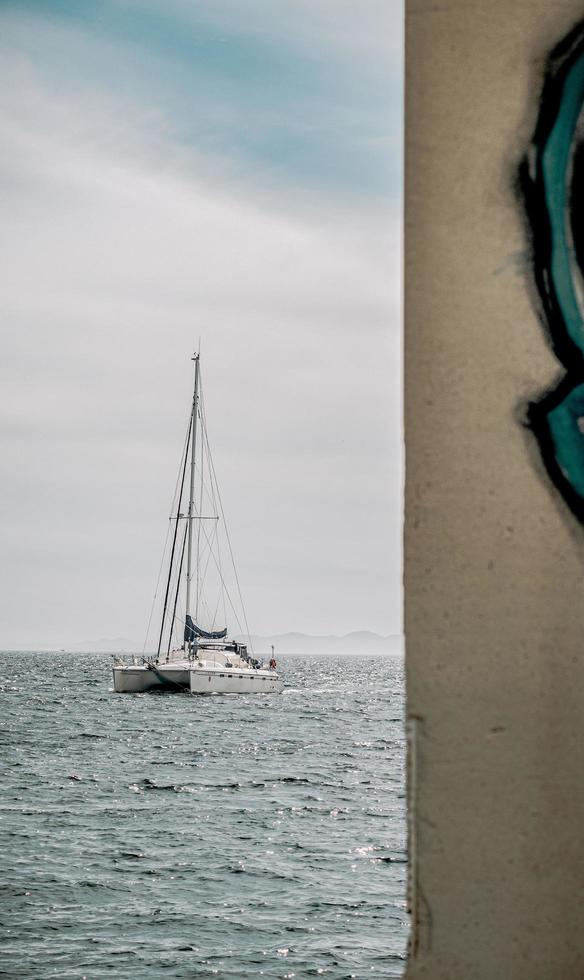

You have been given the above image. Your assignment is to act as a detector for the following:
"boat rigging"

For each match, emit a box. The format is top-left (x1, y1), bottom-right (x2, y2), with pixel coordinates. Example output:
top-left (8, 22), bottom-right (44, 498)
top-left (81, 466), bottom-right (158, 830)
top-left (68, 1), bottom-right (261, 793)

top-left (112, 354), bottom-right (283, 695)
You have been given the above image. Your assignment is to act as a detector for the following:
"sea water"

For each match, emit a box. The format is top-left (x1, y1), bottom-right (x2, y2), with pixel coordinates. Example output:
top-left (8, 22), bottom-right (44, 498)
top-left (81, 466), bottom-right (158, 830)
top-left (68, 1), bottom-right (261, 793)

top-left (0, 652), bottom-right (407, 979)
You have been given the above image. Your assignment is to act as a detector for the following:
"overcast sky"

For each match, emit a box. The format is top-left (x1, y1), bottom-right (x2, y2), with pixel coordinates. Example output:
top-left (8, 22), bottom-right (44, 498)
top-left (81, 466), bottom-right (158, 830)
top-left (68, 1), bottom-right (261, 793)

top-left (0, 0), bottom-right (402, 648)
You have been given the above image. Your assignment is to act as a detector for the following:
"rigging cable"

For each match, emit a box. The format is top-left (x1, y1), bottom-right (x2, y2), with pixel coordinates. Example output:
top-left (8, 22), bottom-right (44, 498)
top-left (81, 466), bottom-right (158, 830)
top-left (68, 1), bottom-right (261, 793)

top-left (156, 405), bottom-right (193, 657)
top-left (142, 403), bottom-right (193, 654)
top-left (197, 516), bottom-right (219, 613)
top-left (199, 383), bottom-right (255, 655)
top-left (189, 507), bottom-right (246, 637)
top-left (193, 369), bottom-right (232, 632)
top-left (200, 411), bottom-right (228, 630)
top-left (195, 393), bottom-right (205, 622)
top-left (167, 519), bottom-right (188, 656)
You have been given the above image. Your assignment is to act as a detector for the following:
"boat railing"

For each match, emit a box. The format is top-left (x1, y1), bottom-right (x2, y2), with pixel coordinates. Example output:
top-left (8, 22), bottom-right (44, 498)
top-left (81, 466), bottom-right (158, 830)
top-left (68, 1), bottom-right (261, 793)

top-left (112, 654), bottom-right (139, 666)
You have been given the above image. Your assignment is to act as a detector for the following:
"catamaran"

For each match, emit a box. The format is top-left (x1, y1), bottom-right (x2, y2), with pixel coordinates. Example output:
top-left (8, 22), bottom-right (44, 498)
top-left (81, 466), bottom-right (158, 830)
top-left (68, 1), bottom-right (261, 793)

top-left (112, 354), bottom-right (283, 695)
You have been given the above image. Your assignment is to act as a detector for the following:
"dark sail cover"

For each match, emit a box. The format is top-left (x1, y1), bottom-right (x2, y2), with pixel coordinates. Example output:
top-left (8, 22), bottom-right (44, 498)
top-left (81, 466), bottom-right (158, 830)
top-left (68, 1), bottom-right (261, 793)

top-left (184, 614), bottom-right (227, 642)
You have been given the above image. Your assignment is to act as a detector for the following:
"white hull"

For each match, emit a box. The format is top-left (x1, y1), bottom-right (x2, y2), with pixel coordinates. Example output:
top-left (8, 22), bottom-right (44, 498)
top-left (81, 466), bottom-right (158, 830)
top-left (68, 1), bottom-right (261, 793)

top-left (112, 656), bottom-right (283, 695)
top-left (112, 663), bottom-right (190, 693)
top-left (189, 664), bottom-right (283, 695)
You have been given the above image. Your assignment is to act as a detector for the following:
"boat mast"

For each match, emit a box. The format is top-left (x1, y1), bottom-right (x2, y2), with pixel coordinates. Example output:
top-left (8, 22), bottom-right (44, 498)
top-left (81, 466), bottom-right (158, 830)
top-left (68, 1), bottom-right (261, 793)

top-left (185, 352), bottom-right (200, 642)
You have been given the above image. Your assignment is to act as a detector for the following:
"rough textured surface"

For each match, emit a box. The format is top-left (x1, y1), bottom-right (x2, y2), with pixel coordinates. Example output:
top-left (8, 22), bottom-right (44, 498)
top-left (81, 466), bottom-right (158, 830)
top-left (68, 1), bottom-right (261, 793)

top-left (405, 2), bottom-right (584, 977)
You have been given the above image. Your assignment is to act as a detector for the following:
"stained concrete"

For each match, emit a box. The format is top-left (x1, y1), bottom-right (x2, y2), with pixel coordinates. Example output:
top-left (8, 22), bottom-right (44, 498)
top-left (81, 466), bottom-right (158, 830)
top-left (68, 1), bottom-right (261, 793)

top-left (405, 2), bottom-right (584, 977)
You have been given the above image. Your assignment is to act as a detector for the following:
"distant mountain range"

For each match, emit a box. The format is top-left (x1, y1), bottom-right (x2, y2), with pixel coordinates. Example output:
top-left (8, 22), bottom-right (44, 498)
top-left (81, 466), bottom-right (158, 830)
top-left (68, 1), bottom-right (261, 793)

top-left (63, 631), bottom-right (403, 655)
top-left (65, 636), bottom-right (143, 654)
top-left (236, 632), bottom-right (403, 656)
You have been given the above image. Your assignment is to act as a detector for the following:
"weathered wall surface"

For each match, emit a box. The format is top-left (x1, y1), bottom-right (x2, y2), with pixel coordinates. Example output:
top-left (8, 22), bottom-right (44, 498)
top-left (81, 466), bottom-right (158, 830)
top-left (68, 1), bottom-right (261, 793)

top-left (405, 2), bottom-right (584, 977)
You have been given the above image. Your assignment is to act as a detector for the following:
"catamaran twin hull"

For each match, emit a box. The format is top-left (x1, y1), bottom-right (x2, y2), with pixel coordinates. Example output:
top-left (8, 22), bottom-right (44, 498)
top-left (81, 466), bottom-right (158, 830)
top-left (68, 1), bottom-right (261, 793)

top-left (190, 663), bottom-right (283, 694)
top-left (112, 663), bottom-right (283, 695)
top-left (115, 354), bottom-right (283, 697)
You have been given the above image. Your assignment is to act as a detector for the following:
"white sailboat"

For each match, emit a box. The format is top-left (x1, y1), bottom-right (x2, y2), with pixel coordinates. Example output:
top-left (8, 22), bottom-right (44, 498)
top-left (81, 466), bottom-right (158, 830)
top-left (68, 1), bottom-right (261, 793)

top-left (112, 354), bottom-right (283, 696)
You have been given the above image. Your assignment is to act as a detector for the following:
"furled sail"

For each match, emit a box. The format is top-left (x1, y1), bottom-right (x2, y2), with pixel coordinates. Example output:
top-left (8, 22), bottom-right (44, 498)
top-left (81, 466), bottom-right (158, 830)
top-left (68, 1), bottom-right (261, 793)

top-left (184, 614), bottom-right (227, 642)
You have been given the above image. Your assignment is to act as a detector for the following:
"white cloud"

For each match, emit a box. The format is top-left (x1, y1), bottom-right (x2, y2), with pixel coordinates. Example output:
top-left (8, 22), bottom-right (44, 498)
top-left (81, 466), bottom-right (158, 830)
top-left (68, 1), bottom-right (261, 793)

top-left (0, 16), bottom-right (401, 647)
top-left (163, 0), bottom-right (403, 66)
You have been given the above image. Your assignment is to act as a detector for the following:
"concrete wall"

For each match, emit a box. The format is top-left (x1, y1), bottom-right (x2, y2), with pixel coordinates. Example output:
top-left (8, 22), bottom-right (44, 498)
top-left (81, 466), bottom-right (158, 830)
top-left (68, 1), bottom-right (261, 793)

top-left (405, 2), bottom-right (584, 977)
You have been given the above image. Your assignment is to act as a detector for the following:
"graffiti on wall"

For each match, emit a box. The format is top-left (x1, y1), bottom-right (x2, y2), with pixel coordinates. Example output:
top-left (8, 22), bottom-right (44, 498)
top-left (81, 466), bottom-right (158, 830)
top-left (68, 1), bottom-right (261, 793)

top-left (521, 21), bottom-right (584, 522)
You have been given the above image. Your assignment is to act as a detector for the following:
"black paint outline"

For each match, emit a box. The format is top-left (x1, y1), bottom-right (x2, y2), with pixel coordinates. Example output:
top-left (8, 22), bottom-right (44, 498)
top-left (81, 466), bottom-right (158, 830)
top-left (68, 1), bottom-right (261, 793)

top-left (519, 18), bottom-right (584, 524)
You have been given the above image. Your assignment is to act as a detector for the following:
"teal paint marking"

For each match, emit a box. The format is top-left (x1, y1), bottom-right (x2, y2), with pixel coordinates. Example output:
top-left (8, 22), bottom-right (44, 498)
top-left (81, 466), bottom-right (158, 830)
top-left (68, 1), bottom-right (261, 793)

top-left (522, 22), bottom-right (584, 521)
top-left (542, 57), bottom-right (584, 349)
top-left (548, 389), bottom-right (584, 499)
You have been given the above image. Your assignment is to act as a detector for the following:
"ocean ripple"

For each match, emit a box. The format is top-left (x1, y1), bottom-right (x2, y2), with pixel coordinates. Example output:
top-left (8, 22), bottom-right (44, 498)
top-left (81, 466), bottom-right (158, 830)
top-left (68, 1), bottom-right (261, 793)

top-left (0, 652), bottom-right (407, 978)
